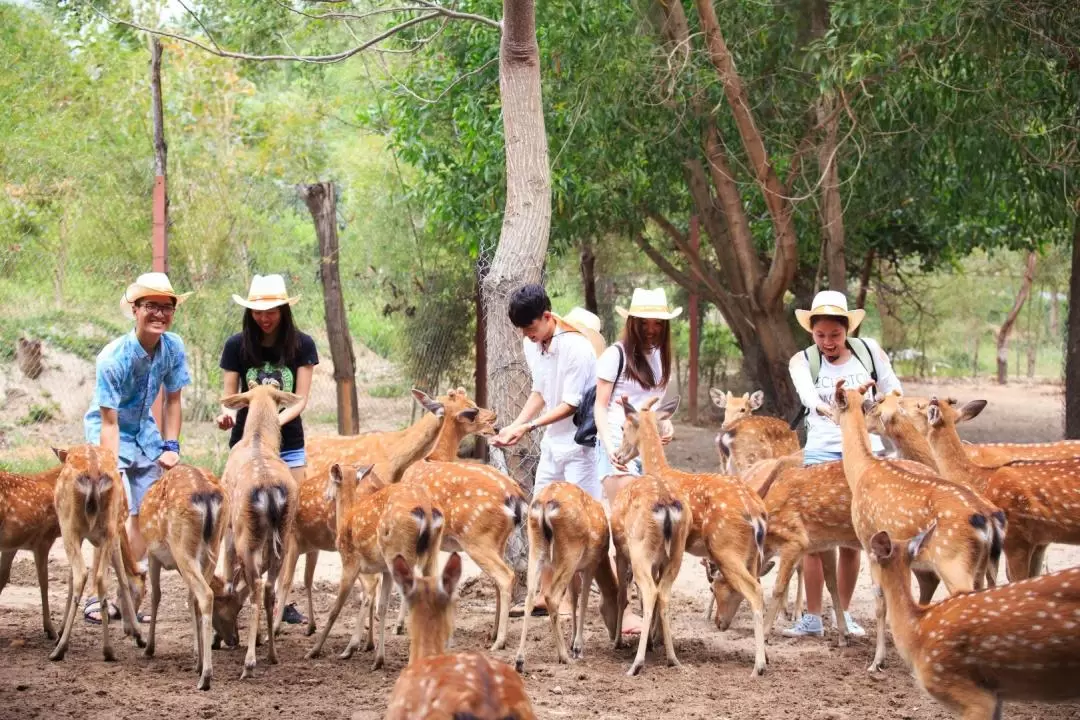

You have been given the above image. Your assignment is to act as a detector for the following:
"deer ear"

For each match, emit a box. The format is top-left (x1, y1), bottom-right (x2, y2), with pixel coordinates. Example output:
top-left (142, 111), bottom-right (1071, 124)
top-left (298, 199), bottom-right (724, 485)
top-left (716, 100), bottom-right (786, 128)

top-left (908, 520), bottom-right (938, 560)
top-left (392, 555), bottom-right (415, 595)
top-left (656, 396), bottom-right (680, 420)
top-left (457, 408), bottom-right (479, 423)
top-left (958, 400), bottom-right (987, 423)
top-left (355, 465), bottom-right (374, 482)
top-left (709, 388), bottom-right (726, 408)
top-left (870, 531), bottom-right (893, 561)
top-left (412, 389), bottom-right (445, 417)
top-left (927, 404), bottom-right (943, 428)
top-left (834, 380), bottom-right (849, 410)
top-left (220, 391), bottom-right (252, 410)
top-left (861, 398), bottom-right (877, 417)
top-left (330, 464), bottom-right (344, 484)
top-left (620, 395), bottom-right (638, 423)
top-left (749, 390), bottom-right (764, 410)
top-left (441, 552), bottom-right (463, 596)
top-left (52, 447), bottom-right (68, 462)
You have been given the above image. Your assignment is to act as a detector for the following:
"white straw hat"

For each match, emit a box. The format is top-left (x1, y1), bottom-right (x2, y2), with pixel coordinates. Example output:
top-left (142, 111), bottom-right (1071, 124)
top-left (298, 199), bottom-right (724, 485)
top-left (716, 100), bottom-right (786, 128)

top-left (231, 274), bottom-right (301, 311)
top-left (121, 272), bottom-right (192, 307)
top-left (795, 290), bottom-right (865, 333)
top-left (555, 307), bottom-right (605, 357)
top-left (615, 288), bottom-right (682, 320)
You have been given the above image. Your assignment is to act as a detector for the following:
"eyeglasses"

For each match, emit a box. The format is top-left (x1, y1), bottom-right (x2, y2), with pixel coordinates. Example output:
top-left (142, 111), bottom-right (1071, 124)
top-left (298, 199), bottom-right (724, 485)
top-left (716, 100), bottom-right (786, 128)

top-left (138, 301), bottom-right (176, 317)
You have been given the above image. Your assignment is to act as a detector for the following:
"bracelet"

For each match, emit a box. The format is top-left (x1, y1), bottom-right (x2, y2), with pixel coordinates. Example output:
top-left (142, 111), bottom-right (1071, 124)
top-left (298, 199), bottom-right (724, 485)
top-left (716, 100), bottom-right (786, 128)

top-left (161, 440), bottom-right (180, 454)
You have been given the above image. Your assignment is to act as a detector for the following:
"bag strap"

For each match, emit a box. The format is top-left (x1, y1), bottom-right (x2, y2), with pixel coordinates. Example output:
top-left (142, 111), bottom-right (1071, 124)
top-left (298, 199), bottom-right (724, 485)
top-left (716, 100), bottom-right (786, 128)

top-left (804, 339), bottom-right (877, 383)
top-left (615, 342), bottom-right (625, 383)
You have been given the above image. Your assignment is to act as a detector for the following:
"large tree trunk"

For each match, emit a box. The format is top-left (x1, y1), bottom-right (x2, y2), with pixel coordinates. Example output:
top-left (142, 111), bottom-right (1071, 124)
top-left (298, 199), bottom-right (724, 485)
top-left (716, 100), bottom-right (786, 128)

top-left (300, 182), bottom-right (360, 435)
top-left (996, 251), bottom-right (1037, 385)
top-left (481, 0), bottom-right (550, 494)
top-left (579, 239), bottom-right (598, 315)
top-left (472, 269), bottom-right (489, 461)
top-left (150, 37), bottom-right (169, 273)
top-left (1067, 218), bottom-right (1080, 437)
top-left (817, 93), bottom-right (846, 292)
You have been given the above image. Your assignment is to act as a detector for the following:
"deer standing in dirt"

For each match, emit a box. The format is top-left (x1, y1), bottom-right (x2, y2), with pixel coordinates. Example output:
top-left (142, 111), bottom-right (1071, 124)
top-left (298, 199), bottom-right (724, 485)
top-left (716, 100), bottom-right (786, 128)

top-left (924, 396), bottom-right (1080, 582)
top-left (710, 389), bottom-right (800, 475)
top-left (869, 522), bottom-right (1080, 719)
top-left (0, 463), bottom-right (63, 639)
top-left (305, 463), bottom-right (444, 669)
top-left (384, 552), bottom-right (537, 720)
top-left (273, 388), bottom-right (455, 635)
top-left (219, 384), bottom-right (301, 679)
top-left (138, 464), bottom-right (228, 690)
top-left (514, 481), bottom-right (619, 672)
top-left (617, 396), bottom-right (769, 676)
top-left (48, 444), bottom-right (146, 661)
top-left (834, 381), bottom-right (999, 673)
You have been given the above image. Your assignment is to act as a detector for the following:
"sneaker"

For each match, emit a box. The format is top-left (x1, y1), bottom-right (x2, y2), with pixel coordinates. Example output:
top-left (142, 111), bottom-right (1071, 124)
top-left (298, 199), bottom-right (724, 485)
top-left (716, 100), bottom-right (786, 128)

top-left (282, 603), bottom-right (307, 625)
top-left (829, 609), bottom-right (867, 638)
top-left (781, 613), bottom-right (824, 638)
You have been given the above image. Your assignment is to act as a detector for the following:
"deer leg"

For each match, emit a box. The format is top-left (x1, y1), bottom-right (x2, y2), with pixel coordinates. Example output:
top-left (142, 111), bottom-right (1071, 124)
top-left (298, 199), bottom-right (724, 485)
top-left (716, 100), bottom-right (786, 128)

top-left (92, 545), bottom-right (115, 662)
top-left (242, 574), bottom-right (265, 679)
top-left (514, 530), bottom-right (543, 673)
top-left (1004, 540), bottom-right (1033, 583)
top-left (364, 574), bottom-right (379, 651)
top-left (0, 550), bottom-right (13, 595)
top-left (868, 563), bottom-right (888, 673)
top-left (627, 548), bottom-right (658, 677)
top-left (272, 537), bottom-right (299, 637)
top-left (545, 555), bottom-right (579, 665)
top-left (1029, 545), bottom-right (1048, 577)
top-left (717, 557), bottom-right (767, 676)
top-left (571, 569), bottom-right (591, 660)
top-left (30, 544), bottom-right (57, 640)
top-left (303, 550), bottom-right (318, 636)
top-left (110, 542), bottom-right (144, 649)
top-left (914, 569), bottom-right (941, 604)
top-left (372, 569), bottom-right (393, 671)
top-left (144, 556), bottom-right (162, 658)
top-left (306, 555), bottom-right (361, 660)
top-left (613, 549), bottom-right (630, 649)
top-left (792, 562), bottom-right (805, 620)
top-left (819, 549), bottom-right (849, 647)
top-left (465, 542), bottom-right (515, 651)
top-left (50, 532), bottom-right (85, 662)
top-left (341, 573), bottom-right (379, 659)
top-left (927, 676), bottom-right (1001, 720)
top-left (764, 547), bottom-right (802, 640)
top-left (657, 566), bottom-right (680, 669)
top-left (175, 553), bottom-right (214, 690)
top-left (264, 550), bottom-right (284, 666)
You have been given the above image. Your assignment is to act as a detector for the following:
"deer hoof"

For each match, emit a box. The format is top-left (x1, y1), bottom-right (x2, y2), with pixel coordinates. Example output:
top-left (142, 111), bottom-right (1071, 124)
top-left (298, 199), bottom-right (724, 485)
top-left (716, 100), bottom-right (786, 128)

top-left (197, 672), bottom-right (212, 691)
top-left (305, 624), bottom-right (316, 637)
top-left (144, 645), bottom-right (155, 658)
top-left (514, 657), bottom-right (525, 674)
top-left (372, 656), bottom-right (384, 671)
top-left (241, 662), bottom-right (256, 679)
top-left (103, 647), bottom-right (116, 662)
top-left (627, 662), bottom-right (644, 677)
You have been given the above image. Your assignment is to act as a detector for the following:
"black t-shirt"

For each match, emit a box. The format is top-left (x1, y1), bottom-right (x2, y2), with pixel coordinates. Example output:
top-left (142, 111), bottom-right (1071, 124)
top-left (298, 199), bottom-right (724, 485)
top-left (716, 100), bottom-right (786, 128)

top-left (219, 332), bottom-right (319, 452)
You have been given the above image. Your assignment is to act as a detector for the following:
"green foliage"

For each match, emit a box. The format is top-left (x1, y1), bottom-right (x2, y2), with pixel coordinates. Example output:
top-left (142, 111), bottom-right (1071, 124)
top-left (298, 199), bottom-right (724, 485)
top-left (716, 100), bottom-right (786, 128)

top-left (19, 401), bottom-right (61, 425)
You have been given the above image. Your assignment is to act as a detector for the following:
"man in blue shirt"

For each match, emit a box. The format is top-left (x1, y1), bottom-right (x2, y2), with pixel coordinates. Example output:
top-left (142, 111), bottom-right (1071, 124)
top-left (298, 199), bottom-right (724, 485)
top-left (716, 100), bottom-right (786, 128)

top-left (82, 272), bottom-right (192, 623)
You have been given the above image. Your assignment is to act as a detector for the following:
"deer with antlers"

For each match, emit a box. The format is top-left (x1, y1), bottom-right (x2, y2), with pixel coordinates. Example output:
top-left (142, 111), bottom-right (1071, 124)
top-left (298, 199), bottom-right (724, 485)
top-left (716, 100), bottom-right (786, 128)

top-left (924, 396), bottom-right (1080, 582)
top-left (514, 481), bottom-right (619, 672)
top-left (869, 522), bottom-right (1080, 719)
top-left (0, 463), bottom-right (63, 639)
top-left (616, 395), bottom-right (769, 676)
top-left (834, 381), bottom-right (1000, 673)
top-left (711, 389), bottom-right (801, 475)
top-left (48, 444), bottom-right (146, 661)
top-left (384, 552), bottom-right (537, 720)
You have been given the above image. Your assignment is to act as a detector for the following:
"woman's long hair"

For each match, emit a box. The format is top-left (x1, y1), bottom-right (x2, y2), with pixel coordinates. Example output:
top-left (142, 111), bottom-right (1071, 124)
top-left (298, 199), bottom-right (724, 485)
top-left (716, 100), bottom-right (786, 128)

top-left (241, 305), bottom-right (300, 367)
top-left (620, 316), bottom-right (672, 390)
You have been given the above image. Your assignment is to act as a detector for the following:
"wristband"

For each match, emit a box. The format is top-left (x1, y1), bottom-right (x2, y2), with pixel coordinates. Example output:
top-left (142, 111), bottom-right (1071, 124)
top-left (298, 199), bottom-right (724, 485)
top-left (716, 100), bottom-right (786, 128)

top-left (161, 440), bottom-right (180, 454)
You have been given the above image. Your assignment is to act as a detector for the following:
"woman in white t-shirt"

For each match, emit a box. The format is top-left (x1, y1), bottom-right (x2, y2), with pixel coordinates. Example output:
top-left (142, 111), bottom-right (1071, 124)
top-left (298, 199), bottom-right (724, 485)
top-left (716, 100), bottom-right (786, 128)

top-left (594, 288), bottom-right (681, 501)
top-left (782, 290), bottom-right (902, 640)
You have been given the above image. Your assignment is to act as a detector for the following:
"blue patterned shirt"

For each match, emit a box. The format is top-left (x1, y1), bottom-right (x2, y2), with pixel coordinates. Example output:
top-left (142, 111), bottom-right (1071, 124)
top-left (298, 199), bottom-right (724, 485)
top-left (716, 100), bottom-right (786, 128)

top-left (84, 331), bottom-right (191, 465)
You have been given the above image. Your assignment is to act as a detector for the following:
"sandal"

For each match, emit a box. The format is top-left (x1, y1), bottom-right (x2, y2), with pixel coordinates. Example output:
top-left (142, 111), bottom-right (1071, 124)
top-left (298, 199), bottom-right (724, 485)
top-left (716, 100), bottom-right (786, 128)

top-left (509, 602), bottom-right (549, 618)
top-left (84, 597), bottom-right (120, 625)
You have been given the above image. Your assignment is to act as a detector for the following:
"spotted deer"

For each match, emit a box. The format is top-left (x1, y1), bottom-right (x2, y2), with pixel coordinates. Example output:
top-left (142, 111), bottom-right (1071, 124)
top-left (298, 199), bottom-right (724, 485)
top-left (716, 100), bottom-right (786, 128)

top-left (385, 552), bottom-right (536, 720)
top-left (305, 464), bottom-right (444, 669)
top-left (138, 464), bottom-right (229, 690)
top-left (273, 388), bottom-right (452, 635)
top-left (924, 397), bottom-right (1080, 582)
top-left (48, 444), bottom-right (145, 661)
top-left (617, 396), bottom-right (769, 676)
top-left (710, 388), bottom-right (800, 475)
top-left (869, 523), bottom-right (1080, 719)
top-left (219, 384), bottom-right (302, 679)
top-left (834, 381), bottom-right (999, 673)
top-left (0, 463), bottom-right (63, 639)
top-left (514, 481), bottom-right (619, 672)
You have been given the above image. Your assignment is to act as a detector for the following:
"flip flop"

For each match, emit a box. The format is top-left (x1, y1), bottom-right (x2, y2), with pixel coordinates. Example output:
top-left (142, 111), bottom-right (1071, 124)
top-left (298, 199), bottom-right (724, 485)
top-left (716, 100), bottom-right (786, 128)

top-left (509, 603), bottom-right (549, 618)
top-left (84, 597), bottom-right (121, 625)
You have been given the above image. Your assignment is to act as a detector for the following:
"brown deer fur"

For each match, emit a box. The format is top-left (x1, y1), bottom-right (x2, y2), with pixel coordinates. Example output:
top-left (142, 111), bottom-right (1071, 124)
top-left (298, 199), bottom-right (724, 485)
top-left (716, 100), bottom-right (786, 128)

top-left (219, 384), bottom-right (302, 679)
top-left (305, 464), bottom-right (444, 669)
top-left (514, 481), bottom-right (619, 672)
top-left (48, 444), bottom-right (145, 661)
top-left (869, 523), bottom-right (1080, 719)
top-left (925, 397), bottom-right (1080, 582)
top-left (139, 464), bottom-right (229, 690)
top-left (710, 389), bottom-right (800, 475)
top-left (834, 382), bottom-right (998, 673)
top-left (618, 396), bottom-right (769, 676)
top-left (0, 464), bottom-right (63, 638)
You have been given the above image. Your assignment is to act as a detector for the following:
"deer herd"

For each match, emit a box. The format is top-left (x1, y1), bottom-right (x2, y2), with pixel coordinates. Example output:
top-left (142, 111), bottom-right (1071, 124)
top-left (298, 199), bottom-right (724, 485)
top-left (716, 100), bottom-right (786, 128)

top-left (2, 382), bottom-right (1080, 719)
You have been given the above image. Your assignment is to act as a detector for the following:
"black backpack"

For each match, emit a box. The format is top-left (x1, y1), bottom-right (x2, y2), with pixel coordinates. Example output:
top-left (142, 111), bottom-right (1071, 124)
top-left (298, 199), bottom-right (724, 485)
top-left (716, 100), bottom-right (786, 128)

top-left (573, 344), bottom-right (624, 447)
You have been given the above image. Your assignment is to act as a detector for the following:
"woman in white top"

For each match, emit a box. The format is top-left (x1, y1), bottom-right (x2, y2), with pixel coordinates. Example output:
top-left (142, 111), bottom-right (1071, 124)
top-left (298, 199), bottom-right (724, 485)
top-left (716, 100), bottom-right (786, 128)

top-left (782, 290), bottom-right (903, 639)
top-left (594, 287), bottom-right (680, 502)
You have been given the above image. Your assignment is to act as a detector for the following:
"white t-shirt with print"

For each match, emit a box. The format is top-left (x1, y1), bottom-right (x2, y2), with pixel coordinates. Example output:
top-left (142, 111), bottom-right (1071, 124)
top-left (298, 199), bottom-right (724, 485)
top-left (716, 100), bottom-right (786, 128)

top-left (522, 329), bottom-right (596, 448)
top-left (788, 337), bottom-right (902, 456)
top-left (596, 342), bottom-right (667, 430)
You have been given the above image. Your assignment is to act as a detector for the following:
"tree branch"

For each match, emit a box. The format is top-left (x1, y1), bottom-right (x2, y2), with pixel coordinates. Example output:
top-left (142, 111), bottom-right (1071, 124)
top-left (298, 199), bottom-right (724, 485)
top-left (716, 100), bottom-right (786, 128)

top-left (632, 232), bottom-right (708, 297)
top-left (645, 209), bottom-right (729, 301)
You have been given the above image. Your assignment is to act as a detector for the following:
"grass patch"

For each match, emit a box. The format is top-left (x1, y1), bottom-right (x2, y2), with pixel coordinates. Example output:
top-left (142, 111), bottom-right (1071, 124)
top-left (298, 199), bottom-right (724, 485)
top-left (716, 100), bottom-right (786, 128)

top-left (0, 310), bottom-right (125, 363)
top-left (0, 456), bottom-right (56, 474)
top-left (368, 382), bottom-right (409, 399)
top-left (18, 401), bottom-right (60, 425)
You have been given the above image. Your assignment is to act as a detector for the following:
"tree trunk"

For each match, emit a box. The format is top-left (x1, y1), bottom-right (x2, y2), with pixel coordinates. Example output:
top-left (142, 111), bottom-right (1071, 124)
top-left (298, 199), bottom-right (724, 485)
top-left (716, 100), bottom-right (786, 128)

top-left (579, 239), bottom-right (598, 315)
top-left (473, 269), bottom-right (489, 461)
top-left (972, 334), bottom-right (980, 378)
top-left (996, 251), bottom-right (1038, 385)
top-left (1049, 287), bottom-right (1060, 338)
top-left (299, 182), bottom-right (360, 436)
top-left (150, 37), bottom-right (169, 273)
top-left (1067, 218), bottom-right (1080, 437)
top-left (817, 93), bottom-right (846, 292)
top-left (481, 0), bottom-right (550, 494)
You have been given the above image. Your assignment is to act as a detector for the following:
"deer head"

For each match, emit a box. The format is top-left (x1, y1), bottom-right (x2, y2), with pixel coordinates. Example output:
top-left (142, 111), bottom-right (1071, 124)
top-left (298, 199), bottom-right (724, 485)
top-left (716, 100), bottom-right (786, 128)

top-left (392, 551), bottom-right (463, 663)
top-left (615, 395), bottom-right (680, 466)
top-left (710, 389), bottom-right (764, 430)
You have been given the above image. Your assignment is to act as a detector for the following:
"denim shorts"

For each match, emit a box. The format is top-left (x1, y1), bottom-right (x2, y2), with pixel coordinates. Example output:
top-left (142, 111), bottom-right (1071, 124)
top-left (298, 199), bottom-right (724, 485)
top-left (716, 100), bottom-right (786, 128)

top-left (280, 447), bottom-right (307, 469)
top-left (595, 422), bottom-right (644, 479)
top-left (802, 449), bottom-right (844, 466)
top-left (121, 452), bottom-right (163, 516)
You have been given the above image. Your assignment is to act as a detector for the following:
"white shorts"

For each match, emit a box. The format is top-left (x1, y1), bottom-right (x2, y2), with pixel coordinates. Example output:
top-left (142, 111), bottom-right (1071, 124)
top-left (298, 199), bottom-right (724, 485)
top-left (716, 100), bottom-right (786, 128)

top-left (534, 441), bottom-right (600, 500)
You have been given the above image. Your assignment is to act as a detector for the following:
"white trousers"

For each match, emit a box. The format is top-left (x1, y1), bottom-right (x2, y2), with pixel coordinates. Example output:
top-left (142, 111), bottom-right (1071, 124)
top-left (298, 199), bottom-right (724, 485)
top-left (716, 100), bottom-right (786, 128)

top-left (534, 440), bottom-right (601, 500)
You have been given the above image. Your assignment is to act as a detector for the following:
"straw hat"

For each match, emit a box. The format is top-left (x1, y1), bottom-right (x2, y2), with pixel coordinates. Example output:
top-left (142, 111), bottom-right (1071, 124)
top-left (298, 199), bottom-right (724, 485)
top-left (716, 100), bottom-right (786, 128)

top-left (122, 272), bottom-right (192, 307)
top-left (555, 307), bottom-right (606, 357)
top-left (615, 288), bottom-right (682, 320)
top-left (795, 290), bottom-right (865, 334)
top-left (231, 274), bottom-right (301, 311)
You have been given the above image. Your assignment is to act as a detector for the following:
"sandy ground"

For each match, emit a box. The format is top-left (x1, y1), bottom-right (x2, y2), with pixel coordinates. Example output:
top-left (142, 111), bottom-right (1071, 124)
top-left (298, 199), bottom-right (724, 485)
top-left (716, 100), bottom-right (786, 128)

top-left (2, 379), bottom-right (1079, 719)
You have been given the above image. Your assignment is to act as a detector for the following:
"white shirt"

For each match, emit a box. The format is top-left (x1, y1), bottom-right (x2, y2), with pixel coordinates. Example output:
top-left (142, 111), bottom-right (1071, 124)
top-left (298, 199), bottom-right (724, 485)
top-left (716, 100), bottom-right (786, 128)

top-left (788, 337), bottom-right (902, 455)
top-left (596, 342), bottom-right (666, 429)
top-left (522, 329), bottom-right (596, 448)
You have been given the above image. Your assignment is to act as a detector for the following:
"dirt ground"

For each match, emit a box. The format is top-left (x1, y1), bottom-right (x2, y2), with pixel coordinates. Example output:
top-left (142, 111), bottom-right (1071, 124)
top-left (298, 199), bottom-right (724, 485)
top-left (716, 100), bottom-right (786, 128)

top-left (2, 379), bottom-right (1079, 720)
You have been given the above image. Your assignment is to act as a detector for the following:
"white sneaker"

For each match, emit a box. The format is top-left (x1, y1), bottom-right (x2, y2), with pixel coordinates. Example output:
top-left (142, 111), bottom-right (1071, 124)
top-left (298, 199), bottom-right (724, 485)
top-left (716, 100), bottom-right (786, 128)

top-left (830, 609), bottom-right (867, 638)
top-left (781, 613), bottom-right (824, 637)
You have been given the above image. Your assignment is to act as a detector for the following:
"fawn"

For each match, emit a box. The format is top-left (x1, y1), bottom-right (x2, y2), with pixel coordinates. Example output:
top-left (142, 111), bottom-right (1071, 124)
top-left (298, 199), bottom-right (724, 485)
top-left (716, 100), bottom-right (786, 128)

top-left (219, 384), bottom-right (302, 679)
top-left (384, 552), bottom-right (537, 720)
top-left (924, 396), bottom-right (1080, 582)
top-left (0, 463), bottom-right (63, 639)
top-left (274, 388), bottom-right (450, 636)
top-left (305, 463), bottom-right (444, 669)
top-left (834, 381), bottom-right (999, 673)
top-left (49, 444), bottom-right (146, 661)
top-left (711, 388), bottom-right (800, 475)
top-left (869, 522), bottom-right (1080, 719)
top-left (139, 464), bottom-right (229, 690)
top-left (514, 481), bottom-right (619, 672)
top-left (618, 396), bottom-right (769, 676)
